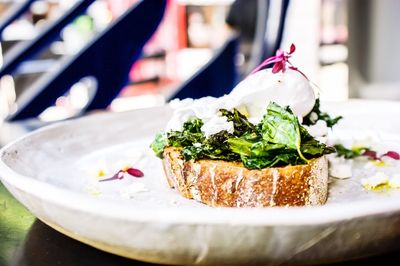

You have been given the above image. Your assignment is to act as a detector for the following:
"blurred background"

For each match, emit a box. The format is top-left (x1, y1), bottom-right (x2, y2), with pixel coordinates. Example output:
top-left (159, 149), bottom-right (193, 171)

top-left (0, 0), bottom-right (398, 143)
top-left (2, 1), bottom-right (400, 265)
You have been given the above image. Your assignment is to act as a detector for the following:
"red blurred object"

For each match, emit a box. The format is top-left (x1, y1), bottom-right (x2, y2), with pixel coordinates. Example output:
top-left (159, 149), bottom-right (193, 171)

top-left (363, 150), bottom-right (379, 160)
top-left (383, 151), bottom-right (400, 160)
top-left (126, 167), bottom-right (144, 177)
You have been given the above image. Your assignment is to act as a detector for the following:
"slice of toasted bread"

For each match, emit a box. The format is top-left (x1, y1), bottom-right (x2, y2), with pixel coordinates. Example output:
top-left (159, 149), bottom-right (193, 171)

top-left (162, 147), bottom-right (328, 207)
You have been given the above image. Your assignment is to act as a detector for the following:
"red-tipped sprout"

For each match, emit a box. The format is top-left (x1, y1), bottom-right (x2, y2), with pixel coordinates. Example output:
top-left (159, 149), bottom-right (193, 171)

top-left (362, 149), bottom-right (400, 161)
top-left (126, 167), bottom-right (144, 177)
top-left (250, 43), bottom-right (309, 80)
top-left (363, 150), bottom-right (379, 160)
top-left (382, 151), bottom-right (400, 160)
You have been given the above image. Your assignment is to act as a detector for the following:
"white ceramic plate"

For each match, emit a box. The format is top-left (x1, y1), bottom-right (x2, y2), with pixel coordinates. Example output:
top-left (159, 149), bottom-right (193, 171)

top-left (2, 100), bottom-right (400, 265)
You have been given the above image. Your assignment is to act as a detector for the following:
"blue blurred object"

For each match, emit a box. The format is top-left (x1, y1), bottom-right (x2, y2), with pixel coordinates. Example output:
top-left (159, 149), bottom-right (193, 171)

top-left (168, 36), bottom-right (239, 100)
top-left (8, 0), bottom-right (166, 121)
top-left (0, 0), bottom-right (37, 38)
top-left (263, 0), bottom-right (290, 60)
top-left (0, 0), bottom-right (96, 77)
top-left (247, 0), bottom-right (291, 74)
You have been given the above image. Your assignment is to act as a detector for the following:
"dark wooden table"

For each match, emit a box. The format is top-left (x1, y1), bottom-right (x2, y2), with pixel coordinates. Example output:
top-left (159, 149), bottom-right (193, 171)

top-left (1, 182), bottom-right (400, 266)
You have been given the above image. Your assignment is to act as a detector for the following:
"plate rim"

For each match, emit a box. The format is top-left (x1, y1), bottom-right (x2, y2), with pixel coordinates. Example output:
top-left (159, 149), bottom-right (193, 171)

top-left (2, 101), bottom-right (400, 226)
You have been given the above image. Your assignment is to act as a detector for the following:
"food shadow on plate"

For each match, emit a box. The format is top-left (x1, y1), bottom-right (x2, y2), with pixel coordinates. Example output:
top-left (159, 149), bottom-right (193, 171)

top-left (9, 220), bottom-right (160, 266)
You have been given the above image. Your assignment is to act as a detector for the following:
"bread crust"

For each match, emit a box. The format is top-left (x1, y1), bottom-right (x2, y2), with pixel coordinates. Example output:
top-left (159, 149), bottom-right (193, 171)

top-left (162, 147), bottom-right (328, 207)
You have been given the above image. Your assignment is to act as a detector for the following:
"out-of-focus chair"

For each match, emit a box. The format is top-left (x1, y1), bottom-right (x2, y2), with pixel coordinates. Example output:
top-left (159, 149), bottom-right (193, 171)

top-left (4, 0), bottom-right (166, 121)
top-left (0, 0), bottom-right (96, 78)
top-left (0, 0), bottom-right (36, 37)
top-left (167, 36), bottom-right (239, 100)
top-left (0, 0), bottom-right (96, 126)
top-left (0, 0), bottom-right (166, 146)
top-left (246, 0), bottom-right (291, 74)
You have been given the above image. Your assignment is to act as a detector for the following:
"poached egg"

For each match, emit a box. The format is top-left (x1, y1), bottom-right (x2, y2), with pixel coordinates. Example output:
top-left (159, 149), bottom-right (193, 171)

top-left (166, 68), bottom-right (316, 135)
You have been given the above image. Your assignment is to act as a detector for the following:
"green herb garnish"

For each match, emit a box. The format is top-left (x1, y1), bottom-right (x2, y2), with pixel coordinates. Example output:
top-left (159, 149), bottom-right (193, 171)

top-left (334, 144), bottom-right (369, 159)
top-left (303, 98), bottom-right (342, 128)
top-left (151, 102), bottom-right (335, 169)
top-left (150, 132), bottom-right (167, 158)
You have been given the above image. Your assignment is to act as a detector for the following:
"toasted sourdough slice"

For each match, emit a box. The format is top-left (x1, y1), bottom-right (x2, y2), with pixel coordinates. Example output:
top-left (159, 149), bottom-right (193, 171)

top-left (162, 147), bottom-right (328, 207)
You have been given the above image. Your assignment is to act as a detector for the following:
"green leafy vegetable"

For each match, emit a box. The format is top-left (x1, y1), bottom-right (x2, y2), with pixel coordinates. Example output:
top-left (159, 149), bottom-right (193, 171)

top-left (219, 108), bottom-right (256, 136)
top-left (299, 126), bottom-right (335, 156)
top-left (167, 118), bottom-right (205, 148)
top-left (151, 102), bottom-right (336, 169)
top-left (259, 102), bottom-right (307, 162)
top-left (151, 119), bottom-right (204, 159)
top-left (303, 98), bottom-right (342, 127)
top-left (241, 151), bottom-right (304, 169)
top-left (249, 141), bottom-right (287, 157)
top-left (301, 139), bottom-right (335, 156)
top-left (182, 130), bottom-right (240, 161)
top-left (227, 137), bottom-right (253, 156)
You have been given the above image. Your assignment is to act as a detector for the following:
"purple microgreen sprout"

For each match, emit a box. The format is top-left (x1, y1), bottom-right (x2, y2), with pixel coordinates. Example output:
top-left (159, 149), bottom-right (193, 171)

top-left (99, 167), bottom-right (144, 182)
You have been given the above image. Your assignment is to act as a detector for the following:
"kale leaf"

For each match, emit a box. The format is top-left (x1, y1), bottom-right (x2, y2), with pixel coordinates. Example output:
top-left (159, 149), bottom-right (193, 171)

top-left (299, 125), bottom-right (335, 157)
top-left (219, 108), bottom-right (257, 136)
top-left (303, 98), bottom-right (342, 128)
top-left (241, 151), bottom-right (304, 169)
top-left (183, 117), bottom-right (203, 132)
top-left (182, 130), bottom-right (240, 161)
top-left (152, 102), bottom-right (336, 169)
top-left (167, 118), bottom-right (205, 148)
top-left (228, 137), bottom-right (255, 157)
top-left (301, 139), bottom-right (335, 156)
top-left (202, 130), bottom-right (240, 161)
top-left (258, 102), bottom-right (307, 162)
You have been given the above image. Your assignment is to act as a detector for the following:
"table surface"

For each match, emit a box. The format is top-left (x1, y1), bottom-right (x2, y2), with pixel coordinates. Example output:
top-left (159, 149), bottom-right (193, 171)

top-left (1, 181), bottom-right (400, 266)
